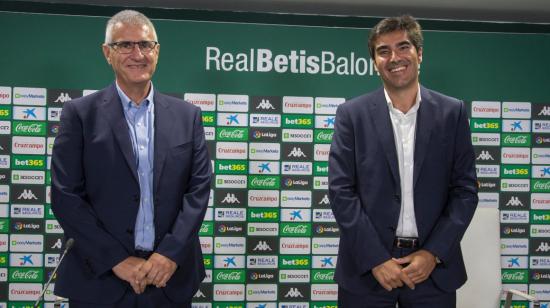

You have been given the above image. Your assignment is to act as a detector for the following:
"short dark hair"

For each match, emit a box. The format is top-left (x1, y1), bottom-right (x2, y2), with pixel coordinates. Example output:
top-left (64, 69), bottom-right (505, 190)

top-left (367, 15), bottom-right (423, 60)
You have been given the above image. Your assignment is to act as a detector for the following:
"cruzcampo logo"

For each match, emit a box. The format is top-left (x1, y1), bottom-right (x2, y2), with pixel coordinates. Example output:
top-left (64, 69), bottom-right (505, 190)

top-left (0, 253), bottom-right (7, 266)
top-left (314, 162), bottom-right (329, 176)
top-left (213, 269), bottom-right (245, 283)
top-left (199, 222), bottom-right (214, 236)
top-left (203, 255), bottom-right (213, 269)
top-left (11, 155), bottom-right (46, 170)
top-left (314, 129), bottom-right (334, 143)
top-left (12, 121), bottom-right (47, 136)
top-left (501, 165), bottom-right (530, 178)
top-left (311, 269), bottom-right (336, 283)
top-left (201, 112), bottom-right (216, 126)
top-left (470, 119), bottom-right (501, 132)
top-left (283, 115), bottom-right (314, 128)
top-left (248, 175), bottom-right (280, 189)
top-left (280, 222), bottom-right (311, 236)
top-left (216, 127), bottom-right (248, 141)
top-left (501, 269), bottom-right (528, 283)
top-left (0, 218), bottom-right (8, 233)
top-left (0, 106), bottom-right (10, 120)
top-left (501, 133), bottom-right (531, 147)
top-left (215, 160), bottom-right (248, 175)
top-left (279, 255), bottom-right (311, 269)
top-left (531, 211), bottom-right (550, 224)
top-left (248, 208), bottom-right (279, 222)
top-left (9, 268), bottom-right (43, 282)
top-left (533, 179), bottom-right (550, 193)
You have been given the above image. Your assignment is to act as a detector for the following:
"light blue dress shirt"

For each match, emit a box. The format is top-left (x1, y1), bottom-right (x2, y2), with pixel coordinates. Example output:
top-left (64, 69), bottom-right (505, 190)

top-left (116, 82), bottom-right (155, 251)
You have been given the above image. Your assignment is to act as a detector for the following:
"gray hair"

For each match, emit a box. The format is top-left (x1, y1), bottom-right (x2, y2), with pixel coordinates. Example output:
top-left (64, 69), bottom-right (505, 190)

top-left (104, 10), bottom-right (158, 44)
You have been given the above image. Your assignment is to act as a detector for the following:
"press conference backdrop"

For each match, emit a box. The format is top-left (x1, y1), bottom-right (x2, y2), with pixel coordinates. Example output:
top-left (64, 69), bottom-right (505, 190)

top-left (1, 8), bottom-right (550, 308)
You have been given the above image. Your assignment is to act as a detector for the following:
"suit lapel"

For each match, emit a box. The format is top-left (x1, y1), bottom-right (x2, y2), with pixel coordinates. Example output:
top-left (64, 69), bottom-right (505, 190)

top-left (367, 89), bottom-right (400, 187)
top-left (413, 86), bottom-right (435, 187)
top-left (101, 84), bottom-right (139, 183)
top-left (153, 93), bottom-right (174, 194)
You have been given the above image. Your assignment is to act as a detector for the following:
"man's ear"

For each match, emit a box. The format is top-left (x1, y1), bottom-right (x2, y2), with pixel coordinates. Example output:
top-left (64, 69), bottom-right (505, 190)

top-left (102, 44), bottom-right (111, 65)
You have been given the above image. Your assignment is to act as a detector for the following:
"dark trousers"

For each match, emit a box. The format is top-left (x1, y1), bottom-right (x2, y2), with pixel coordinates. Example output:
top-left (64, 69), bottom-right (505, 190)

top-left (338, 247), bottom-right (456, 308)
top-left (69, 286), bottom-right (190, 308)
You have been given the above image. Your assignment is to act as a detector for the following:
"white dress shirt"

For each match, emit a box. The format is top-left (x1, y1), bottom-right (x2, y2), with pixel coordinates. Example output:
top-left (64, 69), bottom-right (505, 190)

top-left (384, 87), bottom-right (421, 238)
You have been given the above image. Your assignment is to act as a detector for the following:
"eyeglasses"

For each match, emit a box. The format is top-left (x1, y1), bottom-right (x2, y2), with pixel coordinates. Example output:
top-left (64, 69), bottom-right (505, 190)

top-left (108, 41), bottom-right (158, 54)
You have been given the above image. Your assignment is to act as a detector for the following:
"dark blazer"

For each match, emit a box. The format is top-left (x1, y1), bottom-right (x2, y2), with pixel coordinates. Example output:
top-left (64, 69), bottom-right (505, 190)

top-left (51, 83), bottom-right (212, 303)
top-left (328, 86), bottom-right (478, 293)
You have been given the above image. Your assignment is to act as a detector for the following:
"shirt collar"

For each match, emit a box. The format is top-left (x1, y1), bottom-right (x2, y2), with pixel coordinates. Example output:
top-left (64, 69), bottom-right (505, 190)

top-left (384, 85), bottom-right (421, 115)
top-left (115, 81), bottom-right (155, 110)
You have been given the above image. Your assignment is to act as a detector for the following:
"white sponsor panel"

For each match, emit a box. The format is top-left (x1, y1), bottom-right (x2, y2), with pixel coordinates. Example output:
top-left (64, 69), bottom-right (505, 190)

top-left (476, 165), bottom-right (500, 178)
top-left (217, 112), bottom-right (248, 127)
top-left (45, 253), bottom-right (60, 267)
top-left (314, 144), bottom-right (330, 161)
top-left (502, 119), bottom-right (531, 133)
top-left (204, 207), bottom-right (213, 221)
top-left (315, 115), bottom-right (336, 129)
top-left (501, 179), bottom-right (530, 192)
top-left (0, 185), bottom-right (8, 203)
top-left (0, 155), bottom-right (9, 169)
top-left (248, 190), bottom-right (279, 207)
top-left (471, 101), bottom-right (501, 118)
top-left (208, 189), bottom-right (214, 207)
top-left (11, 170), bottom-right (45, 185)
top-left (213, 284), bottom-right (245, 301)
top-left (0, 268), bottom-right (6, 282)
top-left (0, 121), bottom-right (10, 134)
top-left (533, 166), bottom-right (550, 178)
top-left (246, 284), bottom-right (278, 301)
top-left (247, 255), bottom-right (278, 268)
top-left (533, 120), bottom-right (550, 133)
top-left (203, 269), bottom-right (212, 283)
top-left (0, 86), bottom-right (11, 104)
top-left (247, 223), bottom-right (279, 236)
top-left (13, 87), bottom-right (46, 106)
top-left (312, 238), bottom-right (340, 255)
top-left (501, 256), bottom-right (528, 269)
top-left (281, 162), bottom-right (312, 175)
top-left (184, 93), bottom-right (216, 111)
top-left (250, 114), bottom-right (281, 128)
top-left (82, 89), bottom-right (98, 96)
top-left (477, 192), bottom-right (499, 208)
top-left (314, 177), bottom-right (329, 190)
top-left (279, 237), bottom-right (311, 254)
top-left (13, 106), bottom-right (46, 121)
top-left (47, 107), bottom-right (62, 121)
top-left (216, 142), bottom-right (248, 160)
top-left (0, 234), bottom-right (7, 252)
top-left (533, 148), bottom-right (550, 165)
top-left (0, 204), bottom-right (8, 217)
top-left (471, 133), bottom-right (500, 146)
top-left (501, 147), bottom-right (530, 164)
top-left (500, 238), bottom-right (528, 255)
top-left (311, 284), bottom-right (338, 301)
top-left (10, 252), bottom-right (45, 266)
top-left (313, 209), bottom-right (336, 222)
top-left (12, 136), bottom-right (45, 155)
top-left (315, 97), bottom-right (345, 115)
top-left (217, 94), bottom-right (249, 112)
top-left (200, 237), bottom-right (213, 254)
top-left (312, 255), bottom-right (338, 269)
top-left (500, 210), bottom-right (529, 223)
top-left (529, 284), bottom-right (550, 301)
top-left (531, 225), bottom-right (550, 237)
top-left (246, 303), bottom-right (275, 308)
top-left (8, 283), bottom-right (42, 300)
top-left (9, 234), bottom-right (44, 252)
top-left (47, 137), bottom-right (54, 155)
top-left (501, 284), bottom-right (529, 300)
top-left (279, 270), bottom-right (310, 283)
top-left (215, 208), bottom-right (247, 222)
top-left (282, 129), bottom-right (313, 143)
top-left (45, 219), bottom-right (63, 234)
top-left (277, 303), bottom-right (308, 308)
top-left (10, 204), bottom-right (44, 218)
top-left (532, 194), bottom-right (550, 210)
top-left (283, 96), bottom-right (314, 114)
top-left (502, 102), bottom-right (532, 119)
top-left (531, 256), bottom-right (550, 269)
top-left (204, 126), bottom-right (215, 140)
top-left (193, 304), bottom-right (213, 308)
top-left (214, 236), bottom-right (246, 254)
top-left (281, 209), bottom-right (311, 222)
top-left (280, 190), bottom-right (311, 208)
top-left (249, 161), bottom-right (280, 175)
top-left (249, 143), bottom-right (281, 160)
top-left (214, 255), bottom-right (246, 268)
top-left (215, 175), bottom-right (247, 188)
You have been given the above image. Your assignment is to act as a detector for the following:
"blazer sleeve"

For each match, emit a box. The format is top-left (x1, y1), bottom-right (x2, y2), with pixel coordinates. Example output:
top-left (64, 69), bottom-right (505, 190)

top-left (329, 104), bottom-right (392, 274)
top-left (422, 100), bottom-right (479, 262)
top-left (51, 100), bottom-right (130, 277)
top-left (155, 108), bottom-right (212, 265)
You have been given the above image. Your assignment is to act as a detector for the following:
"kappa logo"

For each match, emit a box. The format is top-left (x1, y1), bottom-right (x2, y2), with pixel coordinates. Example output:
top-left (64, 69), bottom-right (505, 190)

top-left (318, 194), bottom-right (330, 205)
top-left (253, 241), bottom-right (273, 251)
top-left (477, 150), bottom-right (494, 161)
top-left (256, 99), bottom-right (275, 110)
top-left (537, 242), bottom-right (550, 252)
top-left (54, 93), bottom-right (72, 103)
top-left (51, 238), bottom-right (62, 249)
top-left (284, 287), bottom-right (304, 298)
top-left (539, 107), bottom-right (550, 116)
top-left (17, 189), bottom-right (38, 200)
top-left (194, 290), bottom-right (206, 298)
top-left (506, 196), bottom-right (523, 207)
top-left (288, 147), bottom-right (307, 158)
top-left (221, 193), bottom-right (241, 204)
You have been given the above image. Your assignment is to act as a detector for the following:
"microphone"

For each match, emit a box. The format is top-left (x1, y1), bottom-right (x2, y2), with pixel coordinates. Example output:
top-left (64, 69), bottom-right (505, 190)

top-left (34, 238), bottom-right (75, 308)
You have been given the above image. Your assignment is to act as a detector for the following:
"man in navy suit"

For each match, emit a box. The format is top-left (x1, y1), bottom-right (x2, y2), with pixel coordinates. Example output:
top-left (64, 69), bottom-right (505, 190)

top-left (329, 15), bottom-right (478, 307)
top-left (51, 10), bottom-right (211, 307)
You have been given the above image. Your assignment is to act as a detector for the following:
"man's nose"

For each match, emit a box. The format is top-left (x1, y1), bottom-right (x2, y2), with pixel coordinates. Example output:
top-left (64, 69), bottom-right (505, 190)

top-left (129, 43), bottom-right (144, 57)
